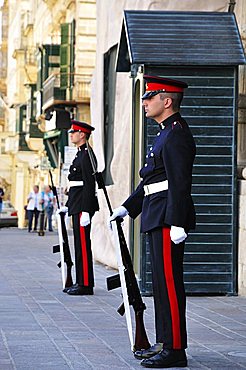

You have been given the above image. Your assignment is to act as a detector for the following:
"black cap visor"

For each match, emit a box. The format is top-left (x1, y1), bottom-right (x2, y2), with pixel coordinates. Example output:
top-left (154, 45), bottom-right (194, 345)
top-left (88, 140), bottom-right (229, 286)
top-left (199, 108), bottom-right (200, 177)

top-left (68, 129), bottom-right (81, 133)
top-left (142, 90), bottom-right (165, 100)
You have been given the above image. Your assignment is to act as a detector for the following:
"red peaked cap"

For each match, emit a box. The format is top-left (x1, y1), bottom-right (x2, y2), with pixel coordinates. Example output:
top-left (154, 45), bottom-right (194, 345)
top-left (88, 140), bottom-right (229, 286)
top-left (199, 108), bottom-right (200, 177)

top-left (142, 75), bottom-right (188, 100)
top-left (68, 120), bottom-right (95, 134)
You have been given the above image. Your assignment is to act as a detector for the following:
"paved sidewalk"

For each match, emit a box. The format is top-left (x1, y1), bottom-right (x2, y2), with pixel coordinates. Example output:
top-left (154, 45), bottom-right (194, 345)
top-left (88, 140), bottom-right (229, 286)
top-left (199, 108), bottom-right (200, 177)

top-left (0, 228), bottom-right (246, 370)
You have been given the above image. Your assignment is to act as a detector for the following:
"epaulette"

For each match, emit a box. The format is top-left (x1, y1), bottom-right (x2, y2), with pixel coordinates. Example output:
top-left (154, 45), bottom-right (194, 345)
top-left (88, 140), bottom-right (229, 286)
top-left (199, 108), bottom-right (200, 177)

top-left (172, 121), bottom-right (183, 130)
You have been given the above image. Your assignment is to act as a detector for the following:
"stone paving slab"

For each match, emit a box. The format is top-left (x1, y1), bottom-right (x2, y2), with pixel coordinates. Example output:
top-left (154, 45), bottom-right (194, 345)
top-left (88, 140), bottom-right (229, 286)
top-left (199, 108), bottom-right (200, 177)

top-left (0, 228), bottom-right (246, 369)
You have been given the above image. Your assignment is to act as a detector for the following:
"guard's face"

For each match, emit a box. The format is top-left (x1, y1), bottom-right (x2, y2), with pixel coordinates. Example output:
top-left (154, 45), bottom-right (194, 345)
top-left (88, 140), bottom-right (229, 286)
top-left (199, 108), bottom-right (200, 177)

top-left (142, 94), bottom-right (166, 122)
top-left (70, 131), bottom-right (84, 146)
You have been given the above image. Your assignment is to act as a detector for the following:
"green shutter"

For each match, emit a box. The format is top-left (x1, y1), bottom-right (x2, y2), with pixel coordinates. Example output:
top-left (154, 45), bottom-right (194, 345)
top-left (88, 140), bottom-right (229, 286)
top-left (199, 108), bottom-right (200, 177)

top-left (44, 129), bottom-right (68, 168)
top-left (18, 105), bottom-right (30, 151)
top-left (42, 47), bottom-right (49, 82)
top-left (70, 20), bottom-right (76, 89)
top-left (60, 21), bottom-right (76, 93)
top-left (60, 23), bottom-right (70, 89)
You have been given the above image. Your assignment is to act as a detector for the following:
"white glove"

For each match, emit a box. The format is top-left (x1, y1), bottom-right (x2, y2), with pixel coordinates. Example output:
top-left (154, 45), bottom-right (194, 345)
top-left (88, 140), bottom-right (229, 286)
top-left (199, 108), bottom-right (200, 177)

top-left (80, 212), bottom-right (90, 227)
top-left (108, 206), bottom-right (128, 230)
top-left (56, 206), bottom-right (68, 215)
top-left (170, 226), bottom-right (187, 244)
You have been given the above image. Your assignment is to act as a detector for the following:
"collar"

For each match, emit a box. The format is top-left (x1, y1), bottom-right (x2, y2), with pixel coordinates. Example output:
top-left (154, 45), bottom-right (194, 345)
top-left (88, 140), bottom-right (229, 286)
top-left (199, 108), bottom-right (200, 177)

top-left (159, 112), bottom-right (181, 129)
top-left (78, 143), bottom-right (86, 151)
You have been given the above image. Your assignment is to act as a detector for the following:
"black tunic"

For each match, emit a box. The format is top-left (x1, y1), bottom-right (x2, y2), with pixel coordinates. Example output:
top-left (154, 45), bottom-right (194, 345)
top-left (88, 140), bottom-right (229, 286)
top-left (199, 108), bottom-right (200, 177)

top-left (123, 112), bottom-right (196, 233)
top-left (65, 143), bottom-right (99, 288)
top-left (66, 144), bottom-right (99, 215)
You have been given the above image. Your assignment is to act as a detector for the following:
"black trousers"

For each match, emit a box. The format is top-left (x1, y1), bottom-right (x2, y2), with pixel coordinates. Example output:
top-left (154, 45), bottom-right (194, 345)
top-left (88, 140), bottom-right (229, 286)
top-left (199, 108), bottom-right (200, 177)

top-left (27, 208), bottom-right (40, 231)
top-left (72, 213), bottom-right (94, 287)
top-left (148, 227), bottom-right (187, 349)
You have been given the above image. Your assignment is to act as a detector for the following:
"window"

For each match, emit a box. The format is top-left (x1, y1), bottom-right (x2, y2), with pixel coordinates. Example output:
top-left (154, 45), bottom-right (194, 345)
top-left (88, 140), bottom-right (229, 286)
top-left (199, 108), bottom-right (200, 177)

top-left (36, 45), bottom-right (60, 91)
top-left (60, 20), bottom-right (75, 92)
top-left (103, 44), bottom-right (117, 185)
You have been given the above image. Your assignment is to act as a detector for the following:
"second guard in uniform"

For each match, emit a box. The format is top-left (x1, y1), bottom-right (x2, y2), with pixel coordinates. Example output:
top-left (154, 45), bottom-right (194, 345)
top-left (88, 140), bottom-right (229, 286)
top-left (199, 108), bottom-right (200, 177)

top-left (63, 120), bottom-right (99, 296)
top-left (109, 75), bottom-right (196, 368)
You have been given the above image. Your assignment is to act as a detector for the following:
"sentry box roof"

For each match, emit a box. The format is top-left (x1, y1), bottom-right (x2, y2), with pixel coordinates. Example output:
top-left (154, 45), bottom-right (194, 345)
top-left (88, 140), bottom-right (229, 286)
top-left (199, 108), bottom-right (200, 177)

top-left (116, 10), bottom-right (246, 72)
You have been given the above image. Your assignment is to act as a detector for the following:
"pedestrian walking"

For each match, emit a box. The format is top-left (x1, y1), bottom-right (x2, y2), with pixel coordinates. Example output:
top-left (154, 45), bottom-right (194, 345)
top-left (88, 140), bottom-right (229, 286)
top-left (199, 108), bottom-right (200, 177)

top-left (109, 75), bottom-right (196, 368)
top-left (26, 185), bottom-right (43, 232)
top-left (58, 120), bottom-right (99, 296)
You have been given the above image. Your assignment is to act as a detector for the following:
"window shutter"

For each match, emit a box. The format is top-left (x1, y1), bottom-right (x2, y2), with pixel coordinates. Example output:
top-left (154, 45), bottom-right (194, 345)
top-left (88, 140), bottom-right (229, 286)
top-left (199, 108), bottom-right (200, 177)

top-left (60, 23), bottom-right (70, 90)
top-left (70, 20), bottom-right (76, 88)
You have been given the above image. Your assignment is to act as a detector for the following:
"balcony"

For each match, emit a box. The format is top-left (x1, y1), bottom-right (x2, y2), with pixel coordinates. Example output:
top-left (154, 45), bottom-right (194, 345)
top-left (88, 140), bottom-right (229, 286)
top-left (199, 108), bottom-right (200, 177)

top-left (4, 134), bottom-right (29, 153)
top-left (42, 73), bottom-right (91, 112)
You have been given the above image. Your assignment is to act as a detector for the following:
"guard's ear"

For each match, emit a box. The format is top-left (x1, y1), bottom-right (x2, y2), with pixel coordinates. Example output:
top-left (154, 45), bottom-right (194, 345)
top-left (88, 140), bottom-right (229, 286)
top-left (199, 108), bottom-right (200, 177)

top-left (164, 96), bottom-right (173, 109)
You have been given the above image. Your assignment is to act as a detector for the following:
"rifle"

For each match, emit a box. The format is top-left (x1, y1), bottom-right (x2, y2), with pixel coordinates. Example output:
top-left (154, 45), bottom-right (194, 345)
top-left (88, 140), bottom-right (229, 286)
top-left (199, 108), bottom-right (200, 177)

top-left (49, 170), bottom-right (73, 291)
top-left (86, 141), bottom-right (150, 352)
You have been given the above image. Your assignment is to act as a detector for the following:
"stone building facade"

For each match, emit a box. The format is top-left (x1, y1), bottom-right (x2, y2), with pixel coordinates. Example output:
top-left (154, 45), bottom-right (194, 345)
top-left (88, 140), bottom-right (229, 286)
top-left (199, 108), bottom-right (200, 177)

top-left (0, 0), bottom-right (96, 227)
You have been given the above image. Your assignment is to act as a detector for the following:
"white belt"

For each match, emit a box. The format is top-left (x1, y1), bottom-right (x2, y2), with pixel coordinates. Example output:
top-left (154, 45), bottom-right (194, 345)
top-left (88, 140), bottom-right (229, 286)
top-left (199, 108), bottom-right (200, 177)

top-left (144, 180), bottom-right (168, 196)
top-left (69, 181), bottom-right (84, 187)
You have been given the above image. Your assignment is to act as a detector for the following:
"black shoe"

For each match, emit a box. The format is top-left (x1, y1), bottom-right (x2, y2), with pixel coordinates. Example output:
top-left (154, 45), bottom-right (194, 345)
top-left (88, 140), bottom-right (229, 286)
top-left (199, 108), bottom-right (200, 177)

top-left (63, 283), bottom-right (77, 293)
top-left (141, 349), bottom-right (187, 368)
top-left (67, 286), bottom-right (94, 295)
top-left (134, 343), bottom-right (163, 360)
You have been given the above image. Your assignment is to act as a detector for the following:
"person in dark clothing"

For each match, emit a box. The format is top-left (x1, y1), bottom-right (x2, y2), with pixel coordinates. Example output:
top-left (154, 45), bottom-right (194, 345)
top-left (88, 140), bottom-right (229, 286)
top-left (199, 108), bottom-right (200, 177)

top-left (0, 187), bottom-right (4, 213)
top-left (61, 120), bottom-right (99, 296)
top-left (109, 75), bottom-right (196, 368)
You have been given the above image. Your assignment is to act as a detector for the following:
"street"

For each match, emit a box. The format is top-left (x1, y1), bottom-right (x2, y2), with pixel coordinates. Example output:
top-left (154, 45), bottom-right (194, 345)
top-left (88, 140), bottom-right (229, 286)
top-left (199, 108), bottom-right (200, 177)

top-left (0, 228), bottom-right (246, 369)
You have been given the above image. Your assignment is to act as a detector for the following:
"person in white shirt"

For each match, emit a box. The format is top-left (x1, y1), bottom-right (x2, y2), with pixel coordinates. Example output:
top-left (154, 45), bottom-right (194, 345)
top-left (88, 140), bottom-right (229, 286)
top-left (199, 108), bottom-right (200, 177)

top-left (26, 185), bottom-right (42, 232)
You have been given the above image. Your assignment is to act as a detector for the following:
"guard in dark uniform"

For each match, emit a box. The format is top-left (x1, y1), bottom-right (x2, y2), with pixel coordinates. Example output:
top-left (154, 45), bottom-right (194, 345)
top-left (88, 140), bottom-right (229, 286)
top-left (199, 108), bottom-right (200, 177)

top-left (109, 75), bottom-right (196, 368)
top-left (65, 120), bottom-right (99, 296)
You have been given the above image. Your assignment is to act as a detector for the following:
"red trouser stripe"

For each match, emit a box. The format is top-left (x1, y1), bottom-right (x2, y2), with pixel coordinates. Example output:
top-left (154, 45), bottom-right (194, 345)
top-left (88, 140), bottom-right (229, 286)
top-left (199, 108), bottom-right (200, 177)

top-left (163, 227), bottom-right (181, 349)
top-left (79, 214), bottom-right (89, 286)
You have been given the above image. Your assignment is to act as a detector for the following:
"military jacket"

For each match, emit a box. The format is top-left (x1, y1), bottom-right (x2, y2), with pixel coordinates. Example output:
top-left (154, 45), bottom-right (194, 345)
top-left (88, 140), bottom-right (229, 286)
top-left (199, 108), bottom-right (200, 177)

top-left (123, 112), bottom-right (196, 233)
top-left (66, 144), bottom-right (99, 216)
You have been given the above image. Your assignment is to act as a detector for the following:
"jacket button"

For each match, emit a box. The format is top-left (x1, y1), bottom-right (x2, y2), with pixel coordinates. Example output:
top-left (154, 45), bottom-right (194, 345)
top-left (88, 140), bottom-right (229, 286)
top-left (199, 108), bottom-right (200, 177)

top-left (150, 153), bottom-right (154, 157)
top-left (144, 164), bottom-right (148, 167)
top-left (157, 132), bottom-right (160, 136)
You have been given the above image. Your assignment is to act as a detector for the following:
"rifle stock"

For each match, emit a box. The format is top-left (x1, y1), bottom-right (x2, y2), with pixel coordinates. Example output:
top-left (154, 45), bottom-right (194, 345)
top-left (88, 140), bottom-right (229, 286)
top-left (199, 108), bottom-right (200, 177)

top-left (86, 142), bottom-right (150, 352)
top-left (115, 219), bottom-right (150, 351)
top-left (49, 170), bottom-right (73, 289)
